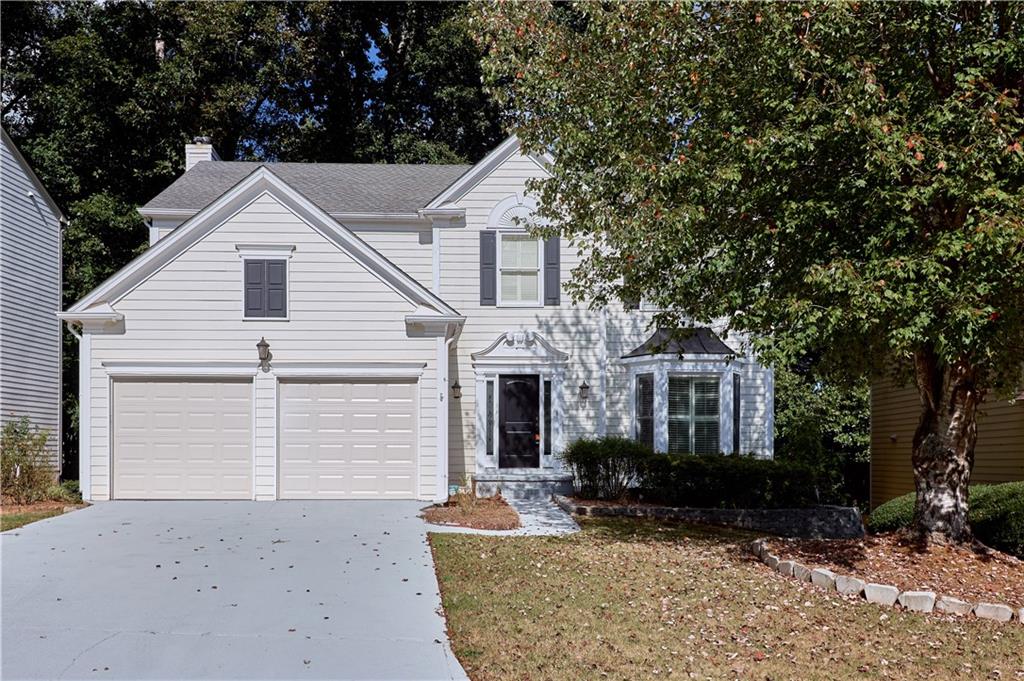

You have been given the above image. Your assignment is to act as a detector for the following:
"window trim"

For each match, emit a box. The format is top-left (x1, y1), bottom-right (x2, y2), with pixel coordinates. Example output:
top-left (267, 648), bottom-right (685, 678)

top-left (624, 356), bottom-right (739, 454)
top-left (496, 231), bottom-right (543, 308)
top-left (237, 245), bottom-right (294, 321)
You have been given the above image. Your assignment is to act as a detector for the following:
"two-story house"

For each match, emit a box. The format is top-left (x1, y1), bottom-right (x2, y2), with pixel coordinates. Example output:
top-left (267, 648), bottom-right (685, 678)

top-left (59, 136), bottom-right (774, 502)
top-left (1, 127), bottom-right (64, 472)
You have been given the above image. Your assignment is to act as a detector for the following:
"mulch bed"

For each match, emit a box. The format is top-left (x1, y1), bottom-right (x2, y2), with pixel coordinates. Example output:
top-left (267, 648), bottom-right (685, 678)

top-left (422, 494), bottom-right (520, 531)
top-left (767, 533), bottom-right (1024, 609)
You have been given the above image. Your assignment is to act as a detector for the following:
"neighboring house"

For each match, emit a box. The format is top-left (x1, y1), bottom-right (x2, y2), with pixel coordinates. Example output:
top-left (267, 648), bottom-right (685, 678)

top-left (0, 127), bottom-right (65, 470)
top-left (58, 136), bottom-right (774, 502)
top-left (870, 380), bottom-right (1024, 508)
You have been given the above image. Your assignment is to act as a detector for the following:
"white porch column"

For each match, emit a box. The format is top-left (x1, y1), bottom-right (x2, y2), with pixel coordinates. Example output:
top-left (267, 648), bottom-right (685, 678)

top-left (654, 364), bottom-right (669, 452)
top-left (720, 370), bottom-right (735, 455)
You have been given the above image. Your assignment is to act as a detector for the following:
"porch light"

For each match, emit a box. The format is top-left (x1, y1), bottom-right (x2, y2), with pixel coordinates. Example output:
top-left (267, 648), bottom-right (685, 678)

top-left (451, 380), bottom-right (462, 399)
top-left (256, 337), bottom-right (272, 372)
top-left (578, 380), bottom-right (590, 400)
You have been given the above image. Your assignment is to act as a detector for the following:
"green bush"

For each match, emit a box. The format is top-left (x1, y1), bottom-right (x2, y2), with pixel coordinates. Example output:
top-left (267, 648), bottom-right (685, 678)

top-left (1, 418), bottom-right (56, 504)
top-left (866, 482), bottom-right (1024, 558)
top-left (560, 437), bottom-right (653, 500)
top-left (44, 480), bottom-right (83, 504)
top-left (638, 453), bottom-right (826, 509)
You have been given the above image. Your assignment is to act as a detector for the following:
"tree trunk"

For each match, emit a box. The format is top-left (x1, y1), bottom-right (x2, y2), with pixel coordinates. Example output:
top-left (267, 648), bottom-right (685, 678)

top-left (910, 347), bottom-right (983, 543)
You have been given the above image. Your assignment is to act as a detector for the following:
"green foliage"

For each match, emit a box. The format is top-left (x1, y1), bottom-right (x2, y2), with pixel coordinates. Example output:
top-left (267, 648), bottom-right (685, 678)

top-left (476, 1), bottom-right (1024, 390)
top-left (639, 453), bottom-right (826, 509)
top-left (774, 361), bottom-right (870, 506)
top-left (865, 493), bottom-right (917, 534)
top-left (867, 483), bottom-right (1024, 558)
top-left (560, 437), bottom-right (653, 500)
top-left (562, 436), bottom-right (829, 508)
top-left (44, 480), bottom-right (83, 505)
top-left (1, 418), bottom-right (56, 504)
top-left (477, 2), bottom-right (1024, 536)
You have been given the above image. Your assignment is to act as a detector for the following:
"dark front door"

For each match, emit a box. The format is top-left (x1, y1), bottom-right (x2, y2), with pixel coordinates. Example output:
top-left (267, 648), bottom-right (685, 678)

top-left (498, 375), bottom-right (540, 468)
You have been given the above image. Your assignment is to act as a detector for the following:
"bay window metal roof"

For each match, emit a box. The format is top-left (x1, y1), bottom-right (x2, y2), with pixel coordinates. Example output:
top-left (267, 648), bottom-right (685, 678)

top-left (622, 327), bottom-right (736, 358)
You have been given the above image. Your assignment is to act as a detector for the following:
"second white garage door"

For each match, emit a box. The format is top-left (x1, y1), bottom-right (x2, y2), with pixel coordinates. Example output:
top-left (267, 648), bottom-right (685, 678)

top-left (278, 380), bottom-right (418, 499)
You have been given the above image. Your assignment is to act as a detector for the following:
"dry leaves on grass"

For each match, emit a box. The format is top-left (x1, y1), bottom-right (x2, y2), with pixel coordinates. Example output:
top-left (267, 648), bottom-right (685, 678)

top-left (0, 500), bottom-right (80, 516)
top-left (422, 492), bottom-right (520, 531)
top-left (431, 519), bottom-right (1024, 681)
top-left (769, 534), bottom-right (1024, 609)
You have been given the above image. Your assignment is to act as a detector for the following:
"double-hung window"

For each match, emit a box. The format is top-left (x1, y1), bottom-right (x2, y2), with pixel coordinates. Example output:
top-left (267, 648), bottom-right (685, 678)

top-left (498, 233), bottom-right (542, 306)
top-left (668, 376), bottom-right (720, 454)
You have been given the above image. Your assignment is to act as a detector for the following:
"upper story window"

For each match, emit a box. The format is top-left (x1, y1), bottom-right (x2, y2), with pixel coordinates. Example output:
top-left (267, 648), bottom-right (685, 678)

top-left (499, 233), bottom-right (542, 305)
top-left (236, 244), bottom-right (294, 320)
top-left (481, 196), bottom-right (560, 308)
top-left (244, 259), bottom-right (287, 318)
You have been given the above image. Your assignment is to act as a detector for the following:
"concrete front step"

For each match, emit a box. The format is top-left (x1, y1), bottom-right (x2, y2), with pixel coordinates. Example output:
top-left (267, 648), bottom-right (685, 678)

top-left (475, 474), bottom-right (573, 500)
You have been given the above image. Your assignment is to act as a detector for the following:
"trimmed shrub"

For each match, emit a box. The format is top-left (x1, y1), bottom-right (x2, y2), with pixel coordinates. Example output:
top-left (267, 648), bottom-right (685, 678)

top-left (864, 492), bottom-right (916, 533)
top-left (1, 418), bottom-right (56, 504)
top-left (866, 482), bottom-right (1024, 558)
top-left (638, 453), bottom-right (825, 509)
top-left (560, 437), bottom-right (653, 500)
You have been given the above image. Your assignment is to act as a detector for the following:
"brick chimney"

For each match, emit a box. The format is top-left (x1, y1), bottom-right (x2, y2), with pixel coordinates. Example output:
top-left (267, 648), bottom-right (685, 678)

top-left (184, 136), bottom-right (220, 171)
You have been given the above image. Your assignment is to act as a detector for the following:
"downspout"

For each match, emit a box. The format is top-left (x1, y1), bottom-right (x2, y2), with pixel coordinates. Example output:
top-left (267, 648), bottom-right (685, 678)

top-left (437, 326), bottom-right (458, 500)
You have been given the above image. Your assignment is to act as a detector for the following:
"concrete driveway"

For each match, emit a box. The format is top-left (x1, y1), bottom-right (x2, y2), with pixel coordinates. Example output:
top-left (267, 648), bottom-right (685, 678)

top-left (2, 501), bottom-right (467, 680)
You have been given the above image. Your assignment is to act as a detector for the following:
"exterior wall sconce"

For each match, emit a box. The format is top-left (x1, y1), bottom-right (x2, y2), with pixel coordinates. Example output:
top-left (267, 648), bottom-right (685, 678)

top-left (579, 380), bottom-right (590, 400)
top-left (256, 337), bottom-right (272, 372)
top-left (451, 381), bottom-right (462, 399)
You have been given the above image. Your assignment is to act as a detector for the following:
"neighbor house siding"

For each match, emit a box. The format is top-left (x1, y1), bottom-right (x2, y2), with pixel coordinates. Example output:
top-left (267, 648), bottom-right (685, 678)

top-left (442, 152), bottom-right (774, 480)
top-left (870, 381), bottom-right (1024, 509)
top-left (86, 193), bottom-right (438, 500)
top-left (0, 133), bottom-right (62, 469)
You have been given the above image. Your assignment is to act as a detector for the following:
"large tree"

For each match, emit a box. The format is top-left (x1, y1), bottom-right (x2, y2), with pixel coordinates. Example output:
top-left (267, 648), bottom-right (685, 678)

top-left (476, 2), bottom-right (1024, 543)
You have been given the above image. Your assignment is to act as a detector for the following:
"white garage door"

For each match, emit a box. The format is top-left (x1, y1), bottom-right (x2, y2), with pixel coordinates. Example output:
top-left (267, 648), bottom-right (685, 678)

top-left (112, 379), bottom-right (253, 499)
top-left (278, 380), bottom-right (418, 499)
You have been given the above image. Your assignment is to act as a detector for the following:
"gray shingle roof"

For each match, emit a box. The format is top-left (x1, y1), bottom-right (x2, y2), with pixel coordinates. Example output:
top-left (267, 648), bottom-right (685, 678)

top-left (142, 161), bottom-right (471, 214)
top-left (622, 327), bottom-right (736, 358)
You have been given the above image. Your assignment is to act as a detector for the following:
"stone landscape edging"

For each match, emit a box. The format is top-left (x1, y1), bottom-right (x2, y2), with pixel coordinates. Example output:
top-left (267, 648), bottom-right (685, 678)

top-left (747, 538), bottom-right (1022, 625)
top-left (553, 495), bottom-right (864, 539)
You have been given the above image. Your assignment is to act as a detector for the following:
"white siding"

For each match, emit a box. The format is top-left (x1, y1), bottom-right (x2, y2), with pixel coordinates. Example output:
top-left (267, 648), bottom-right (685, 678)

top-left (86, 193), bottom-right (438, 500)
top-left (442, 152), bottom-right (774, 479)
top-left (0, 134), bottom-right (62, 468)
top-left (356, 228), bottom-right (434, 290)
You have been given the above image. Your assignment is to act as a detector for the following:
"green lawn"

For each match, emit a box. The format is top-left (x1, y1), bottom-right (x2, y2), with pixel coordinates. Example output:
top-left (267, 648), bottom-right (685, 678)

top-left (1, 507), bottom-right (65, 531)
top-left (430, 518), bottom-right (1024, 681)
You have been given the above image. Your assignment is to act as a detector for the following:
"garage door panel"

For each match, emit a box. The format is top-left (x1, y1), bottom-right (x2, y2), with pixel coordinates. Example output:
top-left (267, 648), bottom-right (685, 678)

top-left (113, 379), bottom-right (252, 500)
top-left (279, 380), bottom-right (417, 499)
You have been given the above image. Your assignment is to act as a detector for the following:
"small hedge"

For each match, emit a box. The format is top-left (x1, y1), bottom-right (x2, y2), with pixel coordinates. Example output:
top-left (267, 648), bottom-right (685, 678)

top-left (560, 437), bottom-right (827, 508)
top-left (559, 437), bottom-right (651, 500)
top-left (639, 453), bottom-right (824, 509)
top-left (866, 482), bottom-right (1024, 558)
